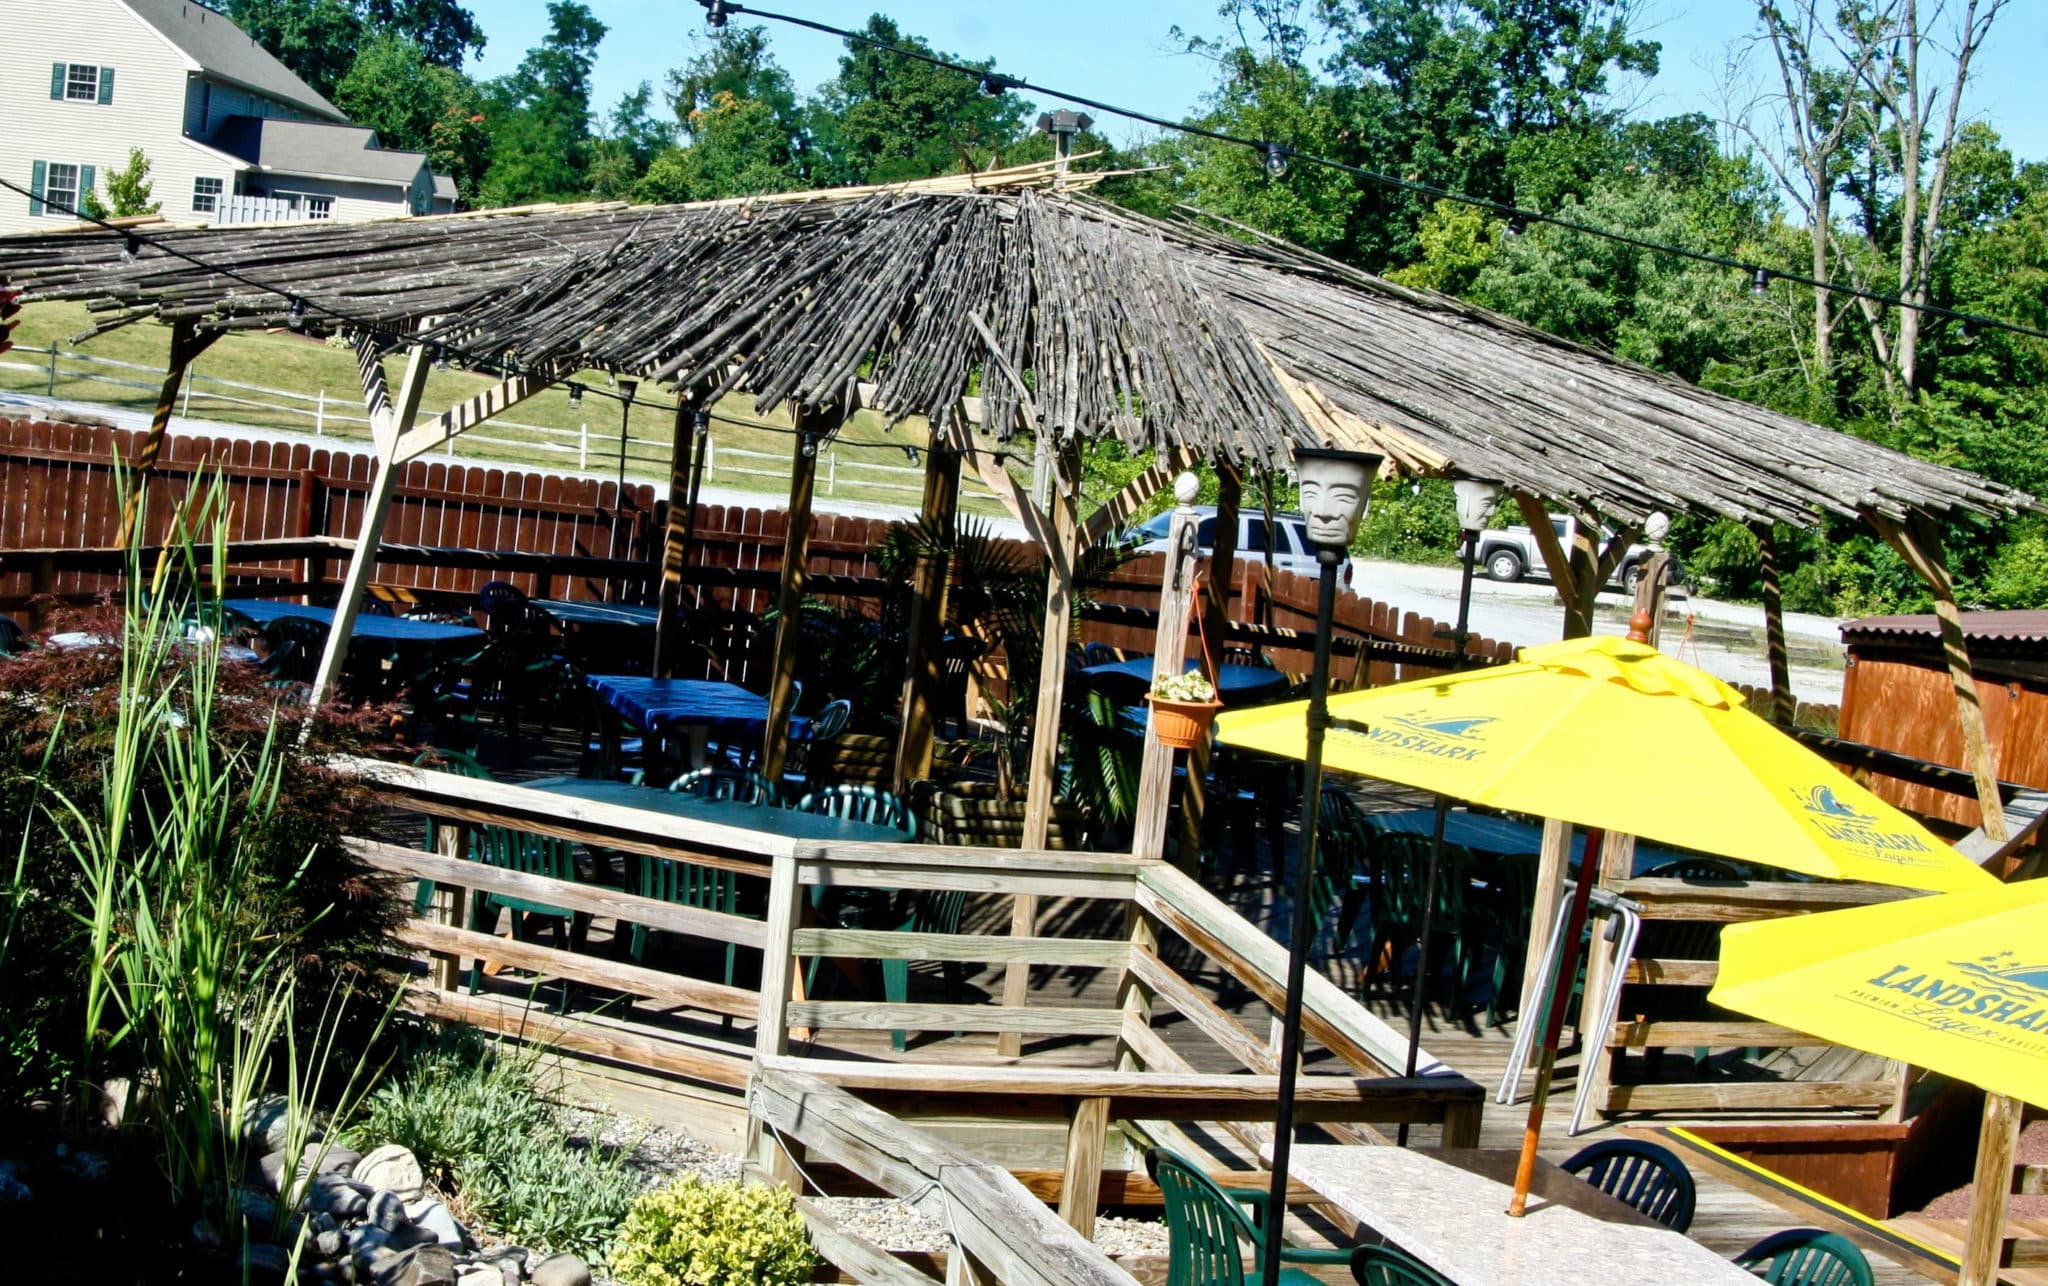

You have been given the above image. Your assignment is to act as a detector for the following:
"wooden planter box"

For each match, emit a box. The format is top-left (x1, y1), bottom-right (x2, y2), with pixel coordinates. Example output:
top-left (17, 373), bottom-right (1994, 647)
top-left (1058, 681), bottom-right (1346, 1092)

top-left (1686, 1122), bottom-right (1913, 1217)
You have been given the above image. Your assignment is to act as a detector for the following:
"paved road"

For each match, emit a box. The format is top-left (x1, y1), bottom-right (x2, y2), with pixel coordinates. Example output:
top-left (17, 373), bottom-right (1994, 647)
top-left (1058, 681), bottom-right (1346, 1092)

top-left (1354, 558), bottom-right (1846, 704)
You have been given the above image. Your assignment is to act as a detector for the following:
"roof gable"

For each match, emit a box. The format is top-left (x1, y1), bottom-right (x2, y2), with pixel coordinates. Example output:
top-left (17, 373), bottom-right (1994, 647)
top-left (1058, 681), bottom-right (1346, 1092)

top-left (213, 116), bottom-right (430, 186)
top-left (117, 0), bottom-right (345, 122)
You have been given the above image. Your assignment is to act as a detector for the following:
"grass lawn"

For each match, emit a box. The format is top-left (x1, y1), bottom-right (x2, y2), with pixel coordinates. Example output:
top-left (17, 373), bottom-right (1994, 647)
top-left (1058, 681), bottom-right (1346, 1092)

top-left (1, 300), bottom-right (1013, 516)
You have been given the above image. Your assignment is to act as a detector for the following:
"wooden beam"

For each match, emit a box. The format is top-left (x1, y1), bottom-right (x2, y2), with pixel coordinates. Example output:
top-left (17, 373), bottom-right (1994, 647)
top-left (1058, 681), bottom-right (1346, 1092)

top-left (1756, 524), bottom-right (1795, 724)
top-left (1961, 1093), bottom-right (2023, 1286)
top-left (1058, 1096), bottom-right (1111, 1239)
top-left (117, 320), bottom-right (220, 546)
top-left (1080, 448), bottom-right (1195, 551)
top-left (1177, 464), bottom-right (1240, 865)
top-left (308, 334), bottom-right (431, 709)
top-left (793, 1195), bottom-right (944, 1286)
top-left (1867, 509), bottom-right (2009, 842)
top-left (654, 392), bottom-right (708, 677)
top-left (1006, 443), bottom-right (1081, 1056)
top-left (1130, 490), bottom-right (1199, 864)
top-left (763, 404), bottom-right (838, 782)
top-left (1511, 490), bottom-right (1580, 628)
top-left (895, 444), bottom-right (962, 790)
top-left (391, 370), bottom-right (548, 464)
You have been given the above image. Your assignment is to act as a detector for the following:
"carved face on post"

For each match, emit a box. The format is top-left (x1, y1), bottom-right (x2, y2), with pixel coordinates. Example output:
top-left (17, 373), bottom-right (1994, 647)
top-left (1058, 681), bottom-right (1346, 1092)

top-left (1299, 474), bottom-right (1365, 547)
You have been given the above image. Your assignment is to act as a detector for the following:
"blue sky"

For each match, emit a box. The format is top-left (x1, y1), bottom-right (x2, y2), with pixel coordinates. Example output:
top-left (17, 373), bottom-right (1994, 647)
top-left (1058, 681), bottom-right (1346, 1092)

top-left (481, 1), bottom-right (2048, 163)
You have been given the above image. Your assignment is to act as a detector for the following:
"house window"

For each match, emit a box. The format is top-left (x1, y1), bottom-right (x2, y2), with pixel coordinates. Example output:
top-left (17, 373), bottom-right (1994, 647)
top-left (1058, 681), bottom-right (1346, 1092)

top-left (192, 177), bottom-right (223, 215)
top-left (43, 164), bottom-right (80, 218)
top-left (304, 195), bottom-right (333, 220)
top-left (65, 64), bottom-right (102, 102)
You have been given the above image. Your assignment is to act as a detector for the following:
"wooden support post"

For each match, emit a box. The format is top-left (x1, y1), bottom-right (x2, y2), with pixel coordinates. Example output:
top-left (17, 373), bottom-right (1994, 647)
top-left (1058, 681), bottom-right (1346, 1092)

top-left (1001, 443), bottom-right (1080, 1057)
top-left (1960, 1092), bottom-right (2023, 1286)
top-left (895, 442), bottom-right (962, 791)
top-left (1114, 906), bottom-right (1160, 1073)
top-left (1869, 509), bottom-right (2010, 843)
top-left (117, 321), bottom-right (220, 546)
top-left (654, 392), bottom-right (707, 678)
top-left (431, 824), bottom-right (470, 993)
top-left (1177, 465), bottom-right (1240, 866)
top-left (1130, 481), bottom-right (1201, 864)
top-left (308, 337), bottom-right (432, 710)
top-left (748, 850), bottom-right (807, 1188)
top-left (762, 404), bottom-right (837, 783)
top-left (1511, 490), bottom-right (1583, 633)
top-left (1058, 1096), bottom-right (1111, 1239)
top-left (27, 557), bottom-right (55, 631)
top-left (1756, 524), bottom-right (1795, 724)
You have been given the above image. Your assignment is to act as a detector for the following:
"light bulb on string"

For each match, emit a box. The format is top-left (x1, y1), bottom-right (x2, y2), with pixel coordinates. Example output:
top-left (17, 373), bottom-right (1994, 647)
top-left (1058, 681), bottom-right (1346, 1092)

top-left (1262, 142), bottom-right (1289, 179)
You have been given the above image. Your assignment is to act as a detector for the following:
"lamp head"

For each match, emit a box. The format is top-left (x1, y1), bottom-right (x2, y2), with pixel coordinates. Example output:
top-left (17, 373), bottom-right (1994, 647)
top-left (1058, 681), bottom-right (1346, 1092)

top-left (1452, 477), bottom-right (1504, 533)
top-left (1294, 447), bottom-right (1382, 550)
top-left (617, 378), bottom-right (640, 404)
top-left (1643, 510), bottom-right (1671, 543)
top-left (1173, 470), bottom-right (1200, 507)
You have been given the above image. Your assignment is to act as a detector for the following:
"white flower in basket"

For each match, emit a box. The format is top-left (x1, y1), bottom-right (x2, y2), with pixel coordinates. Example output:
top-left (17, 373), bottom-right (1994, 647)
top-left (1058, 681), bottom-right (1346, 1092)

top-left (1151, 669), bottom-right (1219, 704)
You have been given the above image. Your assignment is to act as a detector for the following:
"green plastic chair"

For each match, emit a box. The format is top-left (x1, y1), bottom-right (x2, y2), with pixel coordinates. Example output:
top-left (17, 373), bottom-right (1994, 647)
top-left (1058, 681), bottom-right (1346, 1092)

top-left (1361, 832), bottom-right (1477, 1006)
top-left (1735, 1230), bottom-right (1875, 1286)
top-left (794, 785), bottom-right (918, 838)
top-left (1148, 1147), bottom-right (1352, 1286)
top-left (1560, 1139), bottom-right (1696, 1232)
top-left (672, 767), bottom-right (781, 806)
top-left (1350, 1245), bottom-right (1452, 1286)
top-left (628, 853), bottom-right (746, 1028)
top-left (412, 747), bottom-right (495, 915)
top-left (880, 887), bottom-right (968, 1051)
top-left (466, 826), bottom-right (589, 1004)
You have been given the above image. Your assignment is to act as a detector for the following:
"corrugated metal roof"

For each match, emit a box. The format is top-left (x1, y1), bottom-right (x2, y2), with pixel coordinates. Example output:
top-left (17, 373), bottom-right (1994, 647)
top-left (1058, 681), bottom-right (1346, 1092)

top-left (121, 0), bottom-right (345, 122)
top-left (212, 117), bottom-right (428, 186)
top-left (1841, 610), bottom-right (2048, 646)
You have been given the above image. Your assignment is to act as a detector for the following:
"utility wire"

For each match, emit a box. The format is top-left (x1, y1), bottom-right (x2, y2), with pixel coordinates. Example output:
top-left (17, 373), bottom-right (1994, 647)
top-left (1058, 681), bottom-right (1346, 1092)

top-left (705, 0), bottom-right (2048, 346)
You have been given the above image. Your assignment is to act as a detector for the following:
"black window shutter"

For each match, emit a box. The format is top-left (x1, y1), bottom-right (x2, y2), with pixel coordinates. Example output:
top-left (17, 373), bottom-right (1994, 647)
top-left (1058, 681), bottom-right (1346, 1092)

top-left (98, 68), bottom-right (114, 105)
top-left (30, 161), bottom-right (47, 216)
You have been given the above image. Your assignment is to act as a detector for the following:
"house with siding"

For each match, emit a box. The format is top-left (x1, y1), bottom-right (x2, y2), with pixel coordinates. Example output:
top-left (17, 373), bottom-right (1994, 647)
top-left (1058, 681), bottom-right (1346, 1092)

top-left (1, 0), bottom-right (457, 235)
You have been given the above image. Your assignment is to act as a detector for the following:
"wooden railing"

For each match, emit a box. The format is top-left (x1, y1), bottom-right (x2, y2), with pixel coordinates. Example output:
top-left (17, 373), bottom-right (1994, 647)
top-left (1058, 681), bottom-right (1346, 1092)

top-left (349, 760), bottom-right (1487, 1278)
top-left (1585, 877), bottom-right (1919, 1116)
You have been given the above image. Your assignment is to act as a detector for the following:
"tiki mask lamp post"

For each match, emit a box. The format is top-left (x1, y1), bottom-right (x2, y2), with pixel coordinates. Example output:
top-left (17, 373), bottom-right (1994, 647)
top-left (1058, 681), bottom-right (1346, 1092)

top-left (1263, 446), bottom-right (1380, 1286)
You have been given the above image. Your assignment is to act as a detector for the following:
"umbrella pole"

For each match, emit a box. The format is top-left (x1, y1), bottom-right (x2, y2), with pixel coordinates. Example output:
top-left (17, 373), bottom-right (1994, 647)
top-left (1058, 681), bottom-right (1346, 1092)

top-left (1261, 550), bottom-right (1342, 1286)
top-left (1397, 795), bottom-right (1453, 1146)
top-left (1508, 827), bottom-right (1605, 1217)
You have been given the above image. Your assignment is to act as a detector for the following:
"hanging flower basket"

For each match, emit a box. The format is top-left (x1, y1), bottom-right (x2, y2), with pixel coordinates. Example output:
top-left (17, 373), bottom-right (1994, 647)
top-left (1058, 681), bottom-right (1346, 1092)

top-left (1147, 669), bottom-right (1222, 749)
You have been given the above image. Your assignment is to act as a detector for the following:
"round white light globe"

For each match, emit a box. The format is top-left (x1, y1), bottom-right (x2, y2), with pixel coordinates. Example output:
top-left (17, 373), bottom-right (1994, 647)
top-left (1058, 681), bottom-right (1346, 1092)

top-left (1174, 471), bottom-right (1200, 505)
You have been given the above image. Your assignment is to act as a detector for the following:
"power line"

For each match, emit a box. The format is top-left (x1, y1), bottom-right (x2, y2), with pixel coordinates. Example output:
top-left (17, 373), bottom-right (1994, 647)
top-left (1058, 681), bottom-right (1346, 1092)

top-left (704, 0), bottom-right (2048, 346)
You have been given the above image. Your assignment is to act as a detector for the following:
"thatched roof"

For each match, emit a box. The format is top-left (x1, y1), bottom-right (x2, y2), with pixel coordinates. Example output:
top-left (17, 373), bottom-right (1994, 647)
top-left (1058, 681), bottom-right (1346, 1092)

top-left (0, 174), bottom-right (2029, 526)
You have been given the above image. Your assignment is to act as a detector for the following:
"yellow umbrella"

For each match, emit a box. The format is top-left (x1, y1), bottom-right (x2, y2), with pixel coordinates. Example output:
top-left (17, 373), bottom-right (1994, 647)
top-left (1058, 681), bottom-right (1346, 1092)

top-left (1711, 880), bottom-right (2046, 1286)
top-left (1214, 635), bottom-right (1991, 893)
top-left (1711, 878), bottom-right (2048, 1110)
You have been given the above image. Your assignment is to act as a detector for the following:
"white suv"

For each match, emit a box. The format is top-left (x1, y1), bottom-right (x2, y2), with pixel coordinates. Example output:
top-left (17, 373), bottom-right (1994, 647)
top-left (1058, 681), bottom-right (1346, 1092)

top-left (1124, 507), bottom-right (1353, 587)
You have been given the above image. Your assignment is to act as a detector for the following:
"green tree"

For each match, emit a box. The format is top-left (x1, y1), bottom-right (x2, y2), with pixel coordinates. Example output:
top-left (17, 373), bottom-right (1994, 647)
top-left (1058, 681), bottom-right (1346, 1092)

top-left (103, 148), bottom-right (161, 218)
top-left (478, 1), bottom-right (607, 206)
top-left (808, 16), bottom-right (1030, 185)
top-left (635, 91), bottom-right (807, 203)
top-left (588, 83), bottom-right (674, 200)
top-left (223, 0), bottom-right (482, 95)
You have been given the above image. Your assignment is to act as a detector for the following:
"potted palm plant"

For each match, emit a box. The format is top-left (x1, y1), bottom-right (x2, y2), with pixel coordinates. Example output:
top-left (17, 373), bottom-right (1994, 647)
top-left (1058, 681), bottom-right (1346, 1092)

top-left (1146, 668), bottom-right (1221, 749)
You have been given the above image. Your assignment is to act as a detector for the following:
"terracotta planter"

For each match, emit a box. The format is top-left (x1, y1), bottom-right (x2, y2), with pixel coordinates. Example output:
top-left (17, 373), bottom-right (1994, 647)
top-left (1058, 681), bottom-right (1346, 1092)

top-left (1146, 694), bottom-right (1223, 750)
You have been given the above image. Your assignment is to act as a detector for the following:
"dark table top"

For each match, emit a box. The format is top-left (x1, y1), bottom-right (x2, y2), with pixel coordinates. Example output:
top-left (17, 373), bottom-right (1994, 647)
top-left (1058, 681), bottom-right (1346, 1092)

top-left (1081, 657), bottom-right (1293, 706)
top-left (522, 776), bottom-right (911, 845)
top-left (585, 674), bottom-right (770, 731)
top-left (533, 599), bottom-right (660, 629)
top-left (1364, 807), bottom-right (1692, 877)
top-left (222, 600), bottom-right (484, 646)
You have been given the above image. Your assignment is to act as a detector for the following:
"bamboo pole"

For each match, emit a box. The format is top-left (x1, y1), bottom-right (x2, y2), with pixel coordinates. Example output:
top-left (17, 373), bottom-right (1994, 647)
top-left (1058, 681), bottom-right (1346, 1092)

top-left (762, 403), bottom-right (837, 782)
top-left (1177, 465), bottom-right (1242, 865)
top-left (654, 391), bottom-right (707, 677)
top-left (117, 321), bottom-right (219, 546)
top-left (1131, 476), bottom-right (1202, 863)
top-left (894, 443), bottom-right (962, 791)
top-left (1757, 523), bottom-right (1795, 724)
top-left (1868, 509), bottom-right (2010, 843)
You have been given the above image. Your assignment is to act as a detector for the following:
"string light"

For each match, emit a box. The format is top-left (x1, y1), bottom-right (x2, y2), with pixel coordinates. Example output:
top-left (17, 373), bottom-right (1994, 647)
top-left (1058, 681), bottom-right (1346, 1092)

top-left (567, 382), bottom-right (584, 409)
top-left (1262, 142), bottom-right (1288, 179)
top-left (697, 0), bottom-right (2048, 346)
top-left (1752, 267), bottom-right (1770, 298)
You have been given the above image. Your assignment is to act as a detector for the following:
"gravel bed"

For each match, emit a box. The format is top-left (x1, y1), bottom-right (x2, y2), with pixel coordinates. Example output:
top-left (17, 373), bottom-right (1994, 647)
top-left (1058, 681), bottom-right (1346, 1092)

top-left (562, 1100), bottom-right (1168, 1258)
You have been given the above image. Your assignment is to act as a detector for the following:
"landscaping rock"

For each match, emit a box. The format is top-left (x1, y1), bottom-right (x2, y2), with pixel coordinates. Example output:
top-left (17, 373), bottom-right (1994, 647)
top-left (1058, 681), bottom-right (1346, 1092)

top-left (349, 1224), bottom-right (393, 1264)
top-left (244, 1094), bottom-right (295, 1153)
top-left (98, 1076), bottom-right (133, 1129)
top-left (0, 1159), bottom-right (31, 1203)
top-left (455, 1270), bottom-right (500, 1286)
top-left (242, 1242), bottom-right (292, 1277)
top-left (305, 1172), bottom-right (370, 1219)
top-left (371, 1244), bottom-right (458, 1286)
top-left (407, 1199), bottom-right (465, 1250)
top-left (238, 1190), bottom-right (279, 1228)
top-left (367, 1188), bottom-right (410, 1233)
top-left (530, 1252), bottom-right (592, 1286)
top-left (354, 1145), bottom-right (426, 1200)
top-left (53, 1144), bottom-right (111, 1185)
top-left (315, 1228), bottom-right (346, 1260)
top-left (310, 1144), bottom-right (361, 1177)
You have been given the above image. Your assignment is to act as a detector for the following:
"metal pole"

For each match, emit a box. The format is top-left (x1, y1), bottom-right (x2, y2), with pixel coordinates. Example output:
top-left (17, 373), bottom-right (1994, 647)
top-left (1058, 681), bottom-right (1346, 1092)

top-left (1261, 546), bottom-right (1341, 1286)
top-left (1398, 527), bottom-right (1481, 1143)
top-left (614, 398), bottom-right (634, 555)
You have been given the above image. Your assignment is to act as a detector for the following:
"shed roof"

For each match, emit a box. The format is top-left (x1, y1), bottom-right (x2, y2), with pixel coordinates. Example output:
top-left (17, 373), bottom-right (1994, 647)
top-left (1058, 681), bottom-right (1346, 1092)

top-left (212, 117), bottom-right (430, 186)
top-left (0, 175), bottom-right (2029, 528)
top-left (121, 0), bottom-right (345, 122)
top-left (1841, 611), bottom-right (2048, 649)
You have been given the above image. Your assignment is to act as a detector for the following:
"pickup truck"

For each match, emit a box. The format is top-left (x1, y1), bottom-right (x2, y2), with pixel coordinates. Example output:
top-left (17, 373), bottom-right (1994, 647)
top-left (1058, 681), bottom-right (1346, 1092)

top-left (1476, 515), bottom-right (1667, 593)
